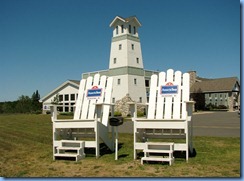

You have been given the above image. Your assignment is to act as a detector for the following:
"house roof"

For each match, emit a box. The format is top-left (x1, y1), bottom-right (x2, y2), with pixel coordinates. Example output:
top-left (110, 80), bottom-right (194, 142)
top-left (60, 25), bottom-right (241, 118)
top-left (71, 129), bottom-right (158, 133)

top-left (110, 16), bottom-right (141, 27)
top-left (69, 80), bottom-right (80, 85)
top-left (40, 80), bottom-right (80, 102)
top-left (190, 77), bottom-right (240, 93)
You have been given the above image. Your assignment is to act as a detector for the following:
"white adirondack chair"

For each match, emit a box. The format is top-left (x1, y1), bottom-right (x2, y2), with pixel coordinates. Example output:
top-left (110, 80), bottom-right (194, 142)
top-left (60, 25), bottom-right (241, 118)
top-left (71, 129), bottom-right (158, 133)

top-left (51, 74), bottom-right (115, 161)
top-left (130, 69), bottom-right (195, 162)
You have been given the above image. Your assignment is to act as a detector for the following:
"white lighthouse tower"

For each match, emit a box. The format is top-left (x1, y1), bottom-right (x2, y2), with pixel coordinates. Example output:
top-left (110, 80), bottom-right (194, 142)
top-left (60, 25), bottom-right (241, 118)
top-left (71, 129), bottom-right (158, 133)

top-left (109, 16), bottom-right (147, 103)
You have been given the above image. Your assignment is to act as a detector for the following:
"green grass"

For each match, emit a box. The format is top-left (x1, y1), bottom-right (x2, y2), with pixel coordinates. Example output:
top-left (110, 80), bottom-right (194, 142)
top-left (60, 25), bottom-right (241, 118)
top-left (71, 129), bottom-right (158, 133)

top-left (0, 114), bottom-right (240, 177)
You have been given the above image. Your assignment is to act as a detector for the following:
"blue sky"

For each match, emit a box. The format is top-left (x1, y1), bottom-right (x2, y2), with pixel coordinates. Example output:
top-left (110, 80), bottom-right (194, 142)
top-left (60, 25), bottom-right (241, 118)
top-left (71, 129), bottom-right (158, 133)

top-left (0, 0), bottom-right (240, 102)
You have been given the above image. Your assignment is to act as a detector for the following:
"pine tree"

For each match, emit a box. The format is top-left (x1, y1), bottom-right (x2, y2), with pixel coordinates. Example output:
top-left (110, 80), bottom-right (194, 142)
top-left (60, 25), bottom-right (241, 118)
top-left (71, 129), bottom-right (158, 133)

top-left (31, 90), bottom-right (41, 113)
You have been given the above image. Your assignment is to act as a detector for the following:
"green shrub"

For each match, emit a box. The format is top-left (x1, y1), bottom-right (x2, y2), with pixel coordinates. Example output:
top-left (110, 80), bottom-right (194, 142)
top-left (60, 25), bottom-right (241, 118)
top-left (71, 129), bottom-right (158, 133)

top-left (59, 112), bottom-right (74, 116)
top-left (114, 111), bottom-right (122, 116)
top-left (205, 103), bottom-right (215, 111)
top-left (137, 111), bottom-right (145, 117)
top-left (217, 105), bottom-right (227, 109)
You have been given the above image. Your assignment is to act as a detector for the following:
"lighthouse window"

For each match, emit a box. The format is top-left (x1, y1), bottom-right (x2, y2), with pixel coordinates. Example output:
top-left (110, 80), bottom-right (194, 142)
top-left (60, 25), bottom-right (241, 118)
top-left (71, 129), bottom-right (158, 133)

top-left (121, 25), bottom-right (124, 33)
top-left (129, 25), bottom-right (131, 34)
top-left (134, 78), bottom-right (137, 85)
top-left (133, 26), bottom-right (136, 34)
top-left (136, 58), bottom-right (139, 64)
top-left (119, 44), bottom-right (122, 50)
top-left (118, 79), bottom-right (121, 85)
top-left (131, 44), bottom-right (134, 50)
top-left (113, 58), bottom-right (117, 64)
top-left (145, 80), bottom-right (149, 87)
top-left (116, 26), bottom-right (118, 34)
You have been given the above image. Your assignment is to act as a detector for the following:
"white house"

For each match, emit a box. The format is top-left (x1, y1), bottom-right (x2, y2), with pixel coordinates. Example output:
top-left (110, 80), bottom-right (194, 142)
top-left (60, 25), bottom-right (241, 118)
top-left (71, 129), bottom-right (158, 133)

top-left (40, 80), bottom-right (79, 114)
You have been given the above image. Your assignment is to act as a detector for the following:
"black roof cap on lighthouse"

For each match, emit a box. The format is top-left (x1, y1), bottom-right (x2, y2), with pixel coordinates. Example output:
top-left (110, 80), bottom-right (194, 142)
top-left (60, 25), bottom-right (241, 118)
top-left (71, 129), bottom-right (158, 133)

top-left (110, 16), bottom-right (142, 27)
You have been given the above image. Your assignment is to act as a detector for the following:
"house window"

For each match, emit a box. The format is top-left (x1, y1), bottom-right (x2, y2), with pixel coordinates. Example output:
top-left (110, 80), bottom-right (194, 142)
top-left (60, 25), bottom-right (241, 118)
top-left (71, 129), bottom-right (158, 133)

top-left (134, 78), bottom-right (137, 85)
top-left (71, 103), bottom-right (75, 112)
top-left (119, 44), bottom-right (122, 50)
top-left (116, 26), bottom-right (118, 34)
top-left (131, 44), bottom-right (134, 50)
top-left (58, 107), bottom-right (63, 112)
top-left (113, 58), bottom-right (117, 64)
top-left (121, 25), bottom-right (124, 33)
top-left (129, 25), bottom-right (131, 34)
top-left (65, 103), bottom-right (69, 112)
top-left (59, 95), bottom-right (63, 102)
top-left (71, 94), bottom-right (75, 101)
top-left (118, 79), bottom-right (121, 85)
top-left (139, 97), bottom-right (142, 103)
top-left (65, 94), bottom-right (69, 101)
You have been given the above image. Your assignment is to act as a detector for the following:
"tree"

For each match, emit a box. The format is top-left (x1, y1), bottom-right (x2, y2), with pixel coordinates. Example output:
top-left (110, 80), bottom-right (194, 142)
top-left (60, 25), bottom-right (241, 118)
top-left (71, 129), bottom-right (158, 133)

top-left (51, 94), bottom-right (60, 105)
top-left (31, 90), bottom-right (42, 113)
top-left (0, 90), bottom-right (42, 114)
top-left (1, 101), bottom-right (17, 113)
top-left (32, 90), bottom-right (40, 102)
top-left (16, 95), bottom-right (32, 113)
top-left (191, 88), bottom-right (205, 111)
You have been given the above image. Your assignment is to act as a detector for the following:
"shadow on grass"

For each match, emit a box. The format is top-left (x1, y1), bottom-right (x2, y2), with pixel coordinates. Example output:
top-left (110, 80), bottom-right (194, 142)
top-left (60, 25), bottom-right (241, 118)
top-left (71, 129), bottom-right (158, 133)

top-left (136, 149), bottom-right (197, 161)
top-left (55, 142), bottom-right (128, 161)
top-left (85, 143), bottom-right (125, 157)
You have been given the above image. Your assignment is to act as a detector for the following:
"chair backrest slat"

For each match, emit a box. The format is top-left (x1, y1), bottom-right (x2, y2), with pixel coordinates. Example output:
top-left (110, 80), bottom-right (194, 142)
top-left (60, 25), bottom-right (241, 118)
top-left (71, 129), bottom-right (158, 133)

top-left (96, 75), bottom-right (107, 105)
top-left (155, 72), bottom-right (166, 119)
top-left (147, 74), bottom-right (158, 119)
top-left (182, 73), bottom-right (190, 119)
top-left (74, 79), bottom-right (86, 119)
top-left (172, 71), bottom-right (182, 119)
top-left (101, 76), bottom-right (113, 126)
top-left (164, 69), bottom-right (174, 119)
top-left (87, 74), bottom-right (100, 119)
top-left (80, 76), bottom-right (93, 119)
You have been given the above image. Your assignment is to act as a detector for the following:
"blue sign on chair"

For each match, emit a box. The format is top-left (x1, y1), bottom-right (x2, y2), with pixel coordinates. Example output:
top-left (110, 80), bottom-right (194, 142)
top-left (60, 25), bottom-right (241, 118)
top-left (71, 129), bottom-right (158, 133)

top-left (161, 82), bottom-right (178, 97)
top-left (87, 86), bottom-right (102, 99)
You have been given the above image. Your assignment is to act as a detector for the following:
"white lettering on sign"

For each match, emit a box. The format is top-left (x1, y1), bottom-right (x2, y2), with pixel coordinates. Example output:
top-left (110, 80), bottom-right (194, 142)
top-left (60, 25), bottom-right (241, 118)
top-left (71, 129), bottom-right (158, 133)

top-left (87, 86), bottom-right (102, 99)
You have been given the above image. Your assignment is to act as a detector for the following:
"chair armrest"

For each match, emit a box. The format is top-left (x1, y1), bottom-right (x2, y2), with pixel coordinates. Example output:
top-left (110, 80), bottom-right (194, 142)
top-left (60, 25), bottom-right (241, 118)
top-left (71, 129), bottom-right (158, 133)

top-left (50, 105), bottom-right (58, 121)
top-left (127, 102), bottom-right (148, 106)
top-left (185, 101), bottom-right (195, 104)
top-left (94, 102), bottom-right (115, 118)
top-left (94, 103), bottom-right (115, 106)
top-left (127, 102), bottom-right (148, 119)
top-left (185, 101), bottom-right (195, 120)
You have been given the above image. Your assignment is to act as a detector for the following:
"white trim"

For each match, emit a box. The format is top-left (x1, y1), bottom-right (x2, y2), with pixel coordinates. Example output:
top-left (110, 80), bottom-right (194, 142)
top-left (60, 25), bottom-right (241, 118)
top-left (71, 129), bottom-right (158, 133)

top-left (40, 80), bottom-right (79, 102)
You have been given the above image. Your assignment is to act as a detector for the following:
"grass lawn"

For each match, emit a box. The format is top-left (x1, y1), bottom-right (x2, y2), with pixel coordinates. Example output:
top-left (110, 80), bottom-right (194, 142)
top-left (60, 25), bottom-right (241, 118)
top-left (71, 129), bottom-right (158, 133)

top-left (0, 114), bottom-right (240, 177)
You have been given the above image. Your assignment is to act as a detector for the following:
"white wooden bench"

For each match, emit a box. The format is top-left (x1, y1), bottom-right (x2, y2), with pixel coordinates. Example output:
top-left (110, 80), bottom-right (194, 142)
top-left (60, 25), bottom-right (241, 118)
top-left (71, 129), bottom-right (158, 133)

top-left (130, 69), bottom-right (195, 162)
top-left (51, 74), bottom-right (115, 160)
